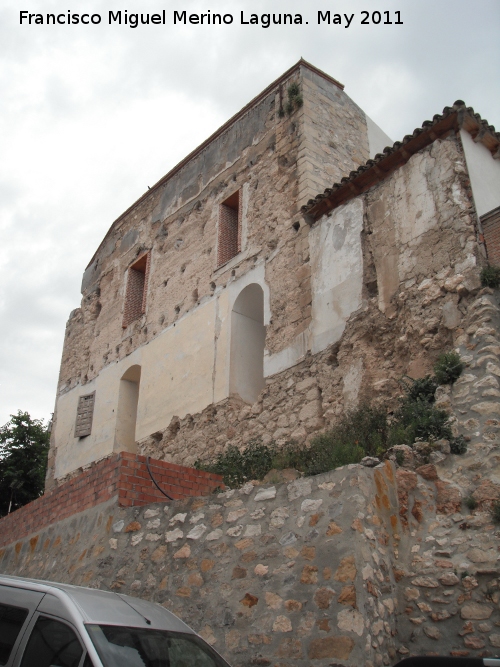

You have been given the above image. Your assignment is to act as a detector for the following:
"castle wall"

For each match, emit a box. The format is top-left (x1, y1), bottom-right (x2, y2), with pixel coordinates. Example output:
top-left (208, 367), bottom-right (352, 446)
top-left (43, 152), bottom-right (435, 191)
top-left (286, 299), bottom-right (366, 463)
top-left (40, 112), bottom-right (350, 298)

top-left (134, 134), bottom-right (482, 469)
top-left (48, 64), bottom-right (379, 484)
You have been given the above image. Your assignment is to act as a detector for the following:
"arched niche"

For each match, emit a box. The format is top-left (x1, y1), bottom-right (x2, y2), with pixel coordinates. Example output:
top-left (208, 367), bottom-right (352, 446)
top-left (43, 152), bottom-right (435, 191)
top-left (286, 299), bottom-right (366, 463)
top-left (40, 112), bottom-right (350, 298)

top-left (115, 364), bottom-right (141, 453)
top-left (230, 284), bottom-right (266, 404)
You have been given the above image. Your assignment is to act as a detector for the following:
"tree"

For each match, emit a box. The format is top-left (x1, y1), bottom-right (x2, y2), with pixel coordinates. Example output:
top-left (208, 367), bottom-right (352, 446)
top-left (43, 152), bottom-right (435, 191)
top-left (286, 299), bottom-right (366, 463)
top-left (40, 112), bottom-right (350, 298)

top-left (0, 411), bottom-right (50, 517)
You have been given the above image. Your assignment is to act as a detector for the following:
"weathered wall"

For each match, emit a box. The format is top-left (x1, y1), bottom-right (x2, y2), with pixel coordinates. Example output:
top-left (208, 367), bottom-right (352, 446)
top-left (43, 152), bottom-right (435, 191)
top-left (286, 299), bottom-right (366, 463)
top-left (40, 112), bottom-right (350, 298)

top-left (391, 288), bottom-right (500, 659)
top-left (136, 133), bottom-right (484, 469)
top-left (2, 462), bottom-right (403, 667)
top-left (48, 63), bottom-right (381, 484)
top-left (297, 68), bottom-right (369, 207)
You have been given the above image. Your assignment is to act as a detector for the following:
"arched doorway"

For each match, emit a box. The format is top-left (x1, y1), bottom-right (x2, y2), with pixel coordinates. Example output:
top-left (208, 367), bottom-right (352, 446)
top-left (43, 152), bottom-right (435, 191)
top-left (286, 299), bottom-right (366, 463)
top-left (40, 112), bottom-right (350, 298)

top-left (115, 364), bottom-right (141, 452)
top-left (230, 284), bottom-right (266, 404)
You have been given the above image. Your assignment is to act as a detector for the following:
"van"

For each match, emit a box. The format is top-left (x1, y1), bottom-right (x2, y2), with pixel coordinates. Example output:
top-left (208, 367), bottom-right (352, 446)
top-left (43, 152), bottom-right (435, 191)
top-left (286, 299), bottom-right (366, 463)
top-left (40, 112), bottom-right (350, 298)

top-left (0, 574), bottom-right (231, 667)
top-left (3, 575), bottom-right (499, 667)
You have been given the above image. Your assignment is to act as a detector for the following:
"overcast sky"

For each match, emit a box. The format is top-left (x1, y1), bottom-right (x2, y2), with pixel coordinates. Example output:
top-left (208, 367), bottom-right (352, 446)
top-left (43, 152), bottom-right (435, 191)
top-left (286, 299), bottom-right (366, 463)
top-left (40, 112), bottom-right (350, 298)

top-left (0, 0), bottom-right (499, 427)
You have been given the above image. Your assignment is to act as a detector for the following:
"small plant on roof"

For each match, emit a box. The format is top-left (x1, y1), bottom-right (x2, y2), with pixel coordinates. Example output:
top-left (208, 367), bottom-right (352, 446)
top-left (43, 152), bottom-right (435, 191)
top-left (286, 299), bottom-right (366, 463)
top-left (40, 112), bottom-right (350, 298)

top-left (480, 264), bottom-right (500, 288)
top-left (285, 82), bottom-right (303, 115)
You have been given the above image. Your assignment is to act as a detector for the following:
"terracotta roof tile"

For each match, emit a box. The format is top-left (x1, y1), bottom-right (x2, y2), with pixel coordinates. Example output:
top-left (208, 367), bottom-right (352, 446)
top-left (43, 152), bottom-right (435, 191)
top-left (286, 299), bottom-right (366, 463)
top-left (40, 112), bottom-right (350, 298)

top-left (301, 101), bottom-right (500, 223)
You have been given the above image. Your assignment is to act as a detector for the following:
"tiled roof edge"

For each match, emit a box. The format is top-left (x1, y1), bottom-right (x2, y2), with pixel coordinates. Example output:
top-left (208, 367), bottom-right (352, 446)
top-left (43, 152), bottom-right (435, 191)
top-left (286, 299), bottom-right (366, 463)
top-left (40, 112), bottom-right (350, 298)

top-left (301, 101), bottom-right (500, 223)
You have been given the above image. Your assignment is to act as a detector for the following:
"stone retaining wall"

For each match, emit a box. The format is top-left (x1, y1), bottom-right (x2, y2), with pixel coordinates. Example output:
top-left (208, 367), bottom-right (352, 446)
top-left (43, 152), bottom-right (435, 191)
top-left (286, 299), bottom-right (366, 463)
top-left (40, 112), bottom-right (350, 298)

top-left (1, 462), bottom-right (402, 667)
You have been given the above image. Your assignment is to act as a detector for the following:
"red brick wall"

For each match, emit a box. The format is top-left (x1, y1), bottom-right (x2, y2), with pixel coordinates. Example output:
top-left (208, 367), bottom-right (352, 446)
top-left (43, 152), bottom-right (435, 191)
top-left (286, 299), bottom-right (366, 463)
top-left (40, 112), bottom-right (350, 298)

top-left (482, 206), bottom-right (500, 265)
top-left (0, 452), bottom-right (224, 548)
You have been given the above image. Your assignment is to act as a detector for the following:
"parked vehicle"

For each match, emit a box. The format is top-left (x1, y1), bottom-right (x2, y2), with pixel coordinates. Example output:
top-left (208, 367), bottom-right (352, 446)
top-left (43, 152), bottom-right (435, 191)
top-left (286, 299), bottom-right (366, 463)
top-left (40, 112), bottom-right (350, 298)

top-left (0, 575), bottom-right (231, 667)
top-left (394, 656), bottom-right (500, 666)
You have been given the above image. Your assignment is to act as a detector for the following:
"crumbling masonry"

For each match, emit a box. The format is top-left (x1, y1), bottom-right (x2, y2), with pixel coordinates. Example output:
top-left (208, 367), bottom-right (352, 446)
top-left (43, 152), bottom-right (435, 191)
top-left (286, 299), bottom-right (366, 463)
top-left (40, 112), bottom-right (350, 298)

top-left (45, 60), bottom-right (500, 489)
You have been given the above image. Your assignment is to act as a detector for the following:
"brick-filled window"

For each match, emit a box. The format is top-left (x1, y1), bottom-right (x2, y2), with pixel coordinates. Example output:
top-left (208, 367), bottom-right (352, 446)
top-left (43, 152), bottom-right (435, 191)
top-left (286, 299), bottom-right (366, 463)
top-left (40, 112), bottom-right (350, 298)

top-left (122, 252), bottom-right (150, 328)
top-left (217, 190), bottom-right (241, 267)
top-left (482, 206), bottom-right (500, 265)
top-left (75, 392), bottom-right (95, 438)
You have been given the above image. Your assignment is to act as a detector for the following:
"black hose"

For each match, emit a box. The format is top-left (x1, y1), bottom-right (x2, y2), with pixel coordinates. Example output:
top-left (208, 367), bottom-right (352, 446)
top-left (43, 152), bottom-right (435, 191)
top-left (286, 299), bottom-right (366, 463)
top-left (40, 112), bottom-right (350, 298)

top-left (146, 456), bottom-right (174, 501)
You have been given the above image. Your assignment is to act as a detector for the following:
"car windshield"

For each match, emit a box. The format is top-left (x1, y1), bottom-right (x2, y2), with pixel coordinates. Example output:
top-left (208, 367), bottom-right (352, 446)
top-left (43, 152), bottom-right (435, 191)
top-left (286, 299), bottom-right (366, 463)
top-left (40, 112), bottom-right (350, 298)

top-left (86, 625), bottom-right (230, 667)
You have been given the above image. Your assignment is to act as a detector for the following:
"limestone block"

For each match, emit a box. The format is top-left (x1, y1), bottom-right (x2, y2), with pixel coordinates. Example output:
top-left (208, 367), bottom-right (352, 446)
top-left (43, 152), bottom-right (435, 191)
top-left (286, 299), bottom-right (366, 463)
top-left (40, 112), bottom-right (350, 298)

top-left (411, 577), bottom-right (439, 588)
top-left (307, 636), bottom-right (354, 660)
top-left (337, 608), bottom-right (364, 636)
top-left (301, 499), bottom-right (323, 513)
top-left (442, 301), bottom-right (462, 329)
top-left (287, 477), bottom-right (312, 501)
top-left (165, 528), bottom-right (184, 542)
top-left (471, 402), bottom-right (500, 415)
top-left (298, 401), bottom-right (321, 421)
top-left (273, 615), bottom-right (292, 632)
top-left (254, 486), bottom-right (276, 501)
top-left (443, 274), bottom-right (464, 292)
top-left (423, 626), bottom-right (441, 640)
top-left (460, 603), bottom-right (494, 620)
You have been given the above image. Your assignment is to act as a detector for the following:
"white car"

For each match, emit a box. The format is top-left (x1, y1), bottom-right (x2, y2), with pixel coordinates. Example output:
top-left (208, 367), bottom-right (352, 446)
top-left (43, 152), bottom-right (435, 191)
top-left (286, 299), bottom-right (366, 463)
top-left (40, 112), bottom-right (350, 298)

top-left (0, 575), bottom-right (231, 667)
top-left (393, 655), bottom-right (500, 666)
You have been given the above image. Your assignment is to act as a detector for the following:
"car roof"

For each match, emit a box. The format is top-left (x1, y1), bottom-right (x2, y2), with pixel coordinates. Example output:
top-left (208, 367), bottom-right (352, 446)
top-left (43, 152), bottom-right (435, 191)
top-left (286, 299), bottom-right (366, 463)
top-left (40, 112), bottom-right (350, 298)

top-left (0, 574), bottom-right (194, 633)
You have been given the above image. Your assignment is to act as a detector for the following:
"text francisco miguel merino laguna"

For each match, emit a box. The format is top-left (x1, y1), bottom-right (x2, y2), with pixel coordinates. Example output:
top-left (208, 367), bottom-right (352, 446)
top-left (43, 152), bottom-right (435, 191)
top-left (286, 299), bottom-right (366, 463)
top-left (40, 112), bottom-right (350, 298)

top-left (19, 9), bottom-right (403, 28)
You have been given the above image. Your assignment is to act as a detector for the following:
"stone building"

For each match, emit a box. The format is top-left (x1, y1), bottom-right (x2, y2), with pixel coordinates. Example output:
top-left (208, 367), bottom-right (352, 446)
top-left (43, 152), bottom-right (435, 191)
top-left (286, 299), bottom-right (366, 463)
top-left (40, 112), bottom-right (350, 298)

top-left (46, 59), bottom-right (500, 489)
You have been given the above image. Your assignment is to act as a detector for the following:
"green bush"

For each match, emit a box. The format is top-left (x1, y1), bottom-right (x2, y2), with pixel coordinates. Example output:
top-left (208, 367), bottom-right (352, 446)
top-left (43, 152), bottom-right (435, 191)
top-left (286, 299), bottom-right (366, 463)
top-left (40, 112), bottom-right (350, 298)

top-left (399, 375), bottom-right (438, 403)
top-left (328, 404), bottom-right (388, 457)
top-left (395, 450), bottom-right (406, 466)
top-left (195, 440), bottom-right (275, 488)
top-left (196, 404), bottom-right (387, 486)
top-left (480, 264), bottom-right (500, 288)
top-left (434, 351), bottom-right (465, 385)
top-left (388, 396), bottom-right (452, 447)
top-left (298, 436), bottom-right (365, 476)
top-left (298, 404), bottom-right (387, 475)
top-left (463, 495), bottom-right (477, 510)
top-left (450, 435), bottom-right (467, 455)
top-left (287, 82), bottom-right (300, 97)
